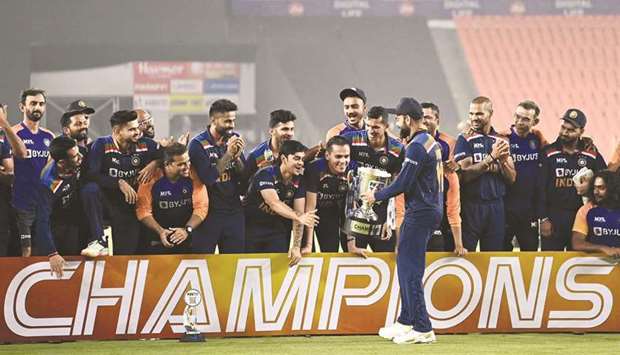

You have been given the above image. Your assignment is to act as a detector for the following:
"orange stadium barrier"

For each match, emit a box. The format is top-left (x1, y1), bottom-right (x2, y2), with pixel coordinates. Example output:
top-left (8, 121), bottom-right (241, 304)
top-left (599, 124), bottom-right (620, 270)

top-left (1, 252), bottom-right (619, 343)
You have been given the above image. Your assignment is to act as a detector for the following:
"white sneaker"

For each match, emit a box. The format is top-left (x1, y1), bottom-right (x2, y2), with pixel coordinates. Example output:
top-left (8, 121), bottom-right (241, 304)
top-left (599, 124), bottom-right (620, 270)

top-left (392, 330), bottom-right (436, 344)
top-left (378, 322), bottom-right (412, 340)
top-left (81, 241), bottom-right (109, 257)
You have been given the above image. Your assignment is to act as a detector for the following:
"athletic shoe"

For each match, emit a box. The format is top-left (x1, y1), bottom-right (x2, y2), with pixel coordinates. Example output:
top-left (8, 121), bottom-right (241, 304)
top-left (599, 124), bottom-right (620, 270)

top-left (378, 322), bottom-right (412, 340)
top-left (81, 240), bottom-right (109, 257)
top-left (392, 329), bottom-right (436, 344)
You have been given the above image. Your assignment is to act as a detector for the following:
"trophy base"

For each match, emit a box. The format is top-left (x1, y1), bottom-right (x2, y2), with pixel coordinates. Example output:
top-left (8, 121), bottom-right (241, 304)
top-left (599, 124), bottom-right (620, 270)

top-left (343, 217), bottom-right (384, 239)
top-left (180, 332), bottom-right (206, 342)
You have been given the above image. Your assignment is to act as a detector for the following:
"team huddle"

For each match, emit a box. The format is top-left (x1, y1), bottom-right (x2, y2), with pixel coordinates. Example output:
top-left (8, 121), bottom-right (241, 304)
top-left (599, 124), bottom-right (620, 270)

top-left (1, 88), bottom-right (619, 271)
top-left (1, 86), bottom-right (620, 344)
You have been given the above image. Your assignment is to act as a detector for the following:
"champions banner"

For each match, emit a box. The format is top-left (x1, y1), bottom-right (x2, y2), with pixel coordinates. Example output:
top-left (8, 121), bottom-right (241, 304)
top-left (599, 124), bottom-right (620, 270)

top-left (1, 252), bottom-right (619, 342)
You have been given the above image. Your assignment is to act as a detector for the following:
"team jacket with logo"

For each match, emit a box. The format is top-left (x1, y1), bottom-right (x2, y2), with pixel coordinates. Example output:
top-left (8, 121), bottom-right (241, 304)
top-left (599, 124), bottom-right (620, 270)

top-left (573, 202), bottom-right (620, 247)
top-left (188, 129), bottom-right (245, 213)
top-left (375, 131), bottom-right (444, 220)
top-left (87, 135), bottom-right (160, 197)
top-left (34, 161), bottom-right (81, 255)
top-left (500, 127), bottom-right (547, 214)
top-left (12, 123), bottom-right (54, 210)
top-left (342, 130), bottom-right (404, 175)
top-left (342, 130), bottom-right (404, 222)
top-left (136, 169), bottom-right (208, 228)
top-left (244, 165), bottom-right (305, 232)
top-left (454, 128), bottom-right (508, 202)
top-left (304, 158), bottom-right (356, 212)
top-left (536, 140), bottom-right (606, 218)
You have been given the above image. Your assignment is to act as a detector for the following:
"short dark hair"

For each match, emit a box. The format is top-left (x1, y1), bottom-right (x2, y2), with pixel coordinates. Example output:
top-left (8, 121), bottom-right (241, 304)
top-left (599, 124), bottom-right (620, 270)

top-left (518, 100), bottom-right (541, 118)
top-left (163, 142), bottom-right (188, 164)
top-left (587, 170), bottom-right (620, 209)
top-left (60, 112), bottom-right (82, 129)
top-left (367, 106), bottom-right (389, 125)
top-left (421, 102), bottom-right (440, 117)
top-left (20, 88), bottom-right (47, 104)
top-left (49, 136), bottom-right (77, 161)
top-left (471, 96), bottom-right (493, 113)
top-left (326, 135), bottom-right (350, 152)
top-left (269, 109), bottom-right (296, 128)
top-left (209, 99), bottom-right (237, 117)
top-left (278, 140), bottom-right (307, 164)
top-left (60, 114), bottom-right (72, 129)
top-left (110, 110), bottom-right (138, 128)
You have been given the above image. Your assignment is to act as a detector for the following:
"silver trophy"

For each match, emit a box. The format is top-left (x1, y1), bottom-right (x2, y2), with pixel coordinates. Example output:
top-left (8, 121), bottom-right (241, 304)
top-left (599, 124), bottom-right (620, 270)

top-left (180, 288), bottom-right (205, 342)
top-left (343, 167), bottom-right (392, 239)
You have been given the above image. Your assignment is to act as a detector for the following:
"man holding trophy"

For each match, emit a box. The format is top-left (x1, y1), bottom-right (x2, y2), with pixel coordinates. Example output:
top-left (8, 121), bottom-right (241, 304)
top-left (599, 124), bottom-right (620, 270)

top-left (361, 98), bottom-right (443, 344)
top-left (342, 106), bottom-right (405, 256)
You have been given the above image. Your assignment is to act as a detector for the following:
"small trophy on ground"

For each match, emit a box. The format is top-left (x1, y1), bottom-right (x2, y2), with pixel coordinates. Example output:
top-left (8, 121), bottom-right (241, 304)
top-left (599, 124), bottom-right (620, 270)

top-left (180, 288), bottom-right (205, 342)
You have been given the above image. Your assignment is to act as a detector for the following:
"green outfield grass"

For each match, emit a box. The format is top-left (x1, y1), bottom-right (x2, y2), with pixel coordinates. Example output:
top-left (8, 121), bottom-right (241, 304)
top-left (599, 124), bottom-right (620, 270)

top-left (1, 334), bottom-right (619, 355)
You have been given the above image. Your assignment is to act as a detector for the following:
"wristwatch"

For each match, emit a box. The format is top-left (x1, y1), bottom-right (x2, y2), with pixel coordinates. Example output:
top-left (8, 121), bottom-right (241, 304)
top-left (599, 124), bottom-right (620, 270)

top-left (185, 226), bottom-right (193, 234)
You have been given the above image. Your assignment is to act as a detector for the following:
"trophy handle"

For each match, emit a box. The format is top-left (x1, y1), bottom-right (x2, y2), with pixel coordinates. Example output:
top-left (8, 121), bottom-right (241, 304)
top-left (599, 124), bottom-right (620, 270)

top-left (344, 170), bottom-right (358, 216)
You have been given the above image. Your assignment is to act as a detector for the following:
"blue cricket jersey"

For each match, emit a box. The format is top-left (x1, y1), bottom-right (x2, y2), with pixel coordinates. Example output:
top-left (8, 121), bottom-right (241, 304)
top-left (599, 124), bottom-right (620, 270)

top-left (188, 128), bottom-right (245, 214)
top-left (375, 131), bottom-right (443, 221)
top-left (34, 161), bottom-right (81, 255)
top-left (454, 128), bottom-right (508, 202)
top-left (12, 123), bottom-right (54, 210)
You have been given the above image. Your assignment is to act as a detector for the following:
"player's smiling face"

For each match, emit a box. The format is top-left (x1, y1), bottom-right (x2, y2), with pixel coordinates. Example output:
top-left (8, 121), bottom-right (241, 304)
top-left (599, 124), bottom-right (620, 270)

top-left (326, 144), bottom-right (350, 175)
top-left (283, 152), bottom-right (305, 176)
top-left (212, 111), bottom-right (236, 138)
top-left (66, 114), bottom-right (89, 141)
top-left (593, 177), bottom-right (608, 204)
top-left (21, 94), bottom-right (47, 122)
top-left (366, 117), bottom-right (387, 141)
top-left (167, 152), bottom-right (191, 178)
top-left (468, 102), bottom-right (492, 133)
top-left (422, 108), bottom-right (439, 133)
top-left (117, 119), bottom-right (141, 144)
top-left (513, 106), bottom-right (536, 135)
top-left (271, 121), bottom-right (295, 144)
top-left (343, 97), bottom-right (366, 126)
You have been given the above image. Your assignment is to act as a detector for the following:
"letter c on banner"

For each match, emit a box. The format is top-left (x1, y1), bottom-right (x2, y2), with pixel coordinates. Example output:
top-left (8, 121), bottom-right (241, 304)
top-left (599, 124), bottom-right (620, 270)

top-left (4, 261), bottom-right (82, 337)
top-left (423, 257), bottom-right (482, 329)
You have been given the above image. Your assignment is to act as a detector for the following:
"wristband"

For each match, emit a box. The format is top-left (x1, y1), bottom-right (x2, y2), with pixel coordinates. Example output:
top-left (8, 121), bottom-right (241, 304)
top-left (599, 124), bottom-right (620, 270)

top-left (48, 251), bottom-right (59, 257)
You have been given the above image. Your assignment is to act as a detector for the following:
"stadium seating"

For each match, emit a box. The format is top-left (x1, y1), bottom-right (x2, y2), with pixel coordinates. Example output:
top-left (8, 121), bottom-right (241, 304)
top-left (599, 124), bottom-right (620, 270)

top-left (456, 16), bottom-right (620, 159)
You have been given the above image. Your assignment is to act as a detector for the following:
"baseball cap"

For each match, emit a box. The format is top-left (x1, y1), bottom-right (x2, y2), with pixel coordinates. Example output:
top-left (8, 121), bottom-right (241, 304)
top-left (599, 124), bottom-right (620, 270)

top-left (339, 87), bottom-right (367, 103)
top-left (561, 108), bottom-right (586, 129)
top-left (64, 100), bottom-right (95, 117)
top-left (392, 97), bottom-right (423, 119)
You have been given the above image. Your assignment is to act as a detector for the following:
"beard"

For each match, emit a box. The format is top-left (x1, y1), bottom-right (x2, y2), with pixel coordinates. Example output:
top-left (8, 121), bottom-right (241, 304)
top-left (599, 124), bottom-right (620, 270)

top-left (142, 128), bottom-right (155, 139)
top-left (72, 129), bottom-right (88, 142)
top-left (217, 127), bottom-right (234, 139)
top-left (27, 110), bottom-right (43, 122)
top-left (399, 125), bottom-right (411, 140)
top-left (559, 135), bottom-right (577, 145)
